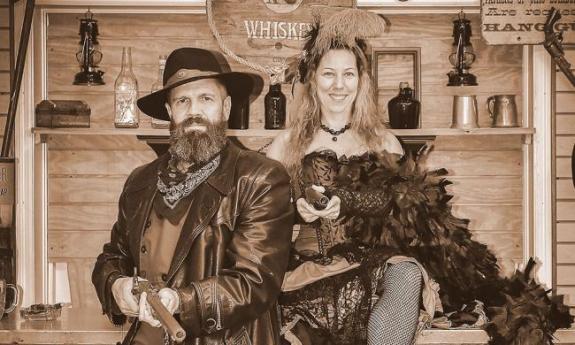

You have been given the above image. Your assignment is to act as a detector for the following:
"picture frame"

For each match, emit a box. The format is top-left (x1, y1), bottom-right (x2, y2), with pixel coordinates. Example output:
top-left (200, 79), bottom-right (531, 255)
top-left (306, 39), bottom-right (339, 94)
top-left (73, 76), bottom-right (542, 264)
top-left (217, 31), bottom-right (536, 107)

top-left (372, 47), bottom-right (422, 125)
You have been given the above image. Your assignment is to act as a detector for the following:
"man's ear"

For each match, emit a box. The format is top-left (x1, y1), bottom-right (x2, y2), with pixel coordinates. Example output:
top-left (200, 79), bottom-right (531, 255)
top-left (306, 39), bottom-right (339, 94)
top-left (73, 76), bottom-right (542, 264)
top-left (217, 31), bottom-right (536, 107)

top-left (222, 95), bottom-right (231, 122)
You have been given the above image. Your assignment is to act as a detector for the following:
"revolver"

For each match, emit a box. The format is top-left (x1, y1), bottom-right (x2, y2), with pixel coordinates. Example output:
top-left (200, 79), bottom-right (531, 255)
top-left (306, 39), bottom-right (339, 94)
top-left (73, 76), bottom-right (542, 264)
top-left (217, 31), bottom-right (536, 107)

top-left (543, 7), bottom-right (575, 87)
top-left (131, 272), bottom-right (187, 343)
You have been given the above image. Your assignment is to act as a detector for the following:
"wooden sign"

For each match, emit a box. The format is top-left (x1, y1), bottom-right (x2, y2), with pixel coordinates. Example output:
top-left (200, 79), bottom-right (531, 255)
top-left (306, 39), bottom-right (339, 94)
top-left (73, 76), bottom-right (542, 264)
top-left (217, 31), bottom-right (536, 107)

top-left (210, 0), bottom-right (354, 62)
top-left (481, 2), bottom-right (575, 45)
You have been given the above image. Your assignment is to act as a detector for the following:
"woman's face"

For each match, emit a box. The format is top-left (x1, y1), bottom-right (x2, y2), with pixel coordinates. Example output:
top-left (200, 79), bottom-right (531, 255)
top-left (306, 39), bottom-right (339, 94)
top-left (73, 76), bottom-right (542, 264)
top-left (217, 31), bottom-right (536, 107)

top-left (314, 49), bottom-right (359, 119)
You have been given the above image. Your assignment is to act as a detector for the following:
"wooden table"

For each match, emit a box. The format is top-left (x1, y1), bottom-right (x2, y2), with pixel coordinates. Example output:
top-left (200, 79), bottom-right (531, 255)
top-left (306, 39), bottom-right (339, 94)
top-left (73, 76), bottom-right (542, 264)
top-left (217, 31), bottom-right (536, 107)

top-left (0, 307), bottom-right (123, 344)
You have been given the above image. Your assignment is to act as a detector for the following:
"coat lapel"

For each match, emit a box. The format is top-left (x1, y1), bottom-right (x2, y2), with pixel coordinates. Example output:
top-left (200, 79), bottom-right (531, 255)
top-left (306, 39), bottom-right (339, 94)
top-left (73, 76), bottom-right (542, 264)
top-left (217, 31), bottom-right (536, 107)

top-left (166, 142), bottom-right (242, 281)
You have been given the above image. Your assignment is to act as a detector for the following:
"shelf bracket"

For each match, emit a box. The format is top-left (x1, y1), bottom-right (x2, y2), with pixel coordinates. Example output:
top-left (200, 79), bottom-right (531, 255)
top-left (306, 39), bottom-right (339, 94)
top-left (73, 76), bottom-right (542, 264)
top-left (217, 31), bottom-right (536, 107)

top-left (398, 135), bottom-right (436, 154)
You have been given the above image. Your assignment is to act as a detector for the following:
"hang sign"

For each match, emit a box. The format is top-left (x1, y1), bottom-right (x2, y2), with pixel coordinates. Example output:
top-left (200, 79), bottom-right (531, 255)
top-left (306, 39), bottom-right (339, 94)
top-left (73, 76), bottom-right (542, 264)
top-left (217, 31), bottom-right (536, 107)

top-left (481, 1), bottom-right (575, 45)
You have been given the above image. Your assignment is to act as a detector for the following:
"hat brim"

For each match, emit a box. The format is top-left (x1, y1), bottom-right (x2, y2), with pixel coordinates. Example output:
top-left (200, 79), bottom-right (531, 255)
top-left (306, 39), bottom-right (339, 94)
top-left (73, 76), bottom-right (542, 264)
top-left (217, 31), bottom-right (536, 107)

top-left (137, 72), bottom-right (263, 121)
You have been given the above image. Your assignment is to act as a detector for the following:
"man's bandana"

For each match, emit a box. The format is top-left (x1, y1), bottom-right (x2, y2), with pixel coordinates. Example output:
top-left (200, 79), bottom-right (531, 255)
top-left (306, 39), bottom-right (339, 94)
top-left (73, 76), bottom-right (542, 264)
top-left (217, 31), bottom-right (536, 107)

top-left (157, 155), bottom-right (221, 209)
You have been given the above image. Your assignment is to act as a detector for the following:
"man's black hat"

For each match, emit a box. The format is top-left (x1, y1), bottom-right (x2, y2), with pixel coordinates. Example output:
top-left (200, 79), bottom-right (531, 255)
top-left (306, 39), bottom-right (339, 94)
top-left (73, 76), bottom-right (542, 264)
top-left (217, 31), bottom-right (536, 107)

top-left (137, 47), bottom-right (263, 121)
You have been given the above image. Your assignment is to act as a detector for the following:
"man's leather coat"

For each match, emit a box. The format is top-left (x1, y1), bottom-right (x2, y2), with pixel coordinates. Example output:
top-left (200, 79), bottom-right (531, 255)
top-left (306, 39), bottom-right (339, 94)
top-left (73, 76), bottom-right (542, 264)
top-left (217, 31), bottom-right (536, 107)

top-left (92, 143), bottom-right (294, 345)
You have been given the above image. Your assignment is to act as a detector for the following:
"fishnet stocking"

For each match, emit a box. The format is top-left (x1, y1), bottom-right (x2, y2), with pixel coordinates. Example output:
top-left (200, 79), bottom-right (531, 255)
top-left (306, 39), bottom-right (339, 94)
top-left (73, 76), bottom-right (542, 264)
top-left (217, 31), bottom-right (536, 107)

top-left (367, 262), bottom-right (422, 345)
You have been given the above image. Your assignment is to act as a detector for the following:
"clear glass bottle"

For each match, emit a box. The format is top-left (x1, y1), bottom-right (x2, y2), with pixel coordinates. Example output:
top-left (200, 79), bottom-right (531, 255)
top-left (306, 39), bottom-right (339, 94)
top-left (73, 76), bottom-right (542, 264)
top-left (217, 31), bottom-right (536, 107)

top-left (114, 47), bottom-right (139, 128)
top-left (150, 55), bottom-right (170, 129)
top-left (387, 82), bottom-right (420, 129)
top-left (264, 83), bottom-right (286, 130)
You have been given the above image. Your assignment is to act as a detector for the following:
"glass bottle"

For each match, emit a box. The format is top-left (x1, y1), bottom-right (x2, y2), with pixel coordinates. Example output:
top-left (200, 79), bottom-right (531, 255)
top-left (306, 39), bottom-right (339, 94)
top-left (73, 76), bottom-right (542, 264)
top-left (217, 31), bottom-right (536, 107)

top-left (150, 55), bottom-right (170, 129)
top-left (114, 47), bottom-right (139, 128)
top-left (264, 83), bottom-right (286, 130)
top-left (387, 82), bottom-right (420, 129)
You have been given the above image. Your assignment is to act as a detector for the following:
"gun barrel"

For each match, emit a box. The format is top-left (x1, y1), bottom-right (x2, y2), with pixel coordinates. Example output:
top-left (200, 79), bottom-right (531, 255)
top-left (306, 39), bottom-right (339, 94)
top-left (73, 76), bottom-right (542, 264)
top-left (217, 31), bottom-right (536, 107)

top-left (147, 293), bottom-right (187, 343)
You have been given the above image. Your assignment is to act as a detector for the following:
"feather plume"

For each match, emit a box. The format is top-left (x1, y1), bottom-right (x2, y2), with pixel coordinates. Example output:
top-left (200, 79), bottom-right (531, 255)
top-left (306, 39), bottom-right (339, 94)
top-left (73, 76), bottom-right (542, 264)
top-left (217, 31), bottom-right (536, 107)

top-left (312, 9), bottom-right (387, 57)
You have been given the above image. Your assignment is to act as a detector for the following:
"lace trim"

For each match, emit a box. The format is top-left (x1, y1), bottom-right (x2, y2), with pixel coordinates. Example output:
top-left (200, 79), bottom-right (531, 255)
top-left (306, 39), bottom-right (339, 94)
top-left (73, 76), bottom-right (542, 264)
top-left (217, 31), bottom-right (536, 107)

top-left (157, 155), bottom-right (220, 209)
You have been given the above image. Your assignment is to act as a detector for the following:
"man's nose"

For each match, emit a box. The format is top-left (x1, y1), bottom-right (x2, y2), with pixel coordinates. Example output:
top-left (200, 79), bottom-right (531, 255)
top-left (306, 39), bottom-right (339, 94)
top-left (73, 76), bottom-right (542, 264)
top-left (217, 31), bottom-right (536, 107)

top-left (187, 100), bottom-right (202, 117)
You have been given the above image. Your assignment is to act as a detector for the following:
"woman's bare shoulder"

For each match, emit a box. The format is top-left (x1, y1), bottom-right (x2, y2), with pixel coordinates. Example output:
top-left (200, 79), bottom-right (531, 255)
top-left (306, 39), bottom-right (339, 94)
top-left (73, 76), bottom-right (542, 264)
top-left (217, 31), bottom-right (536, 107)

top-left (265, 129), bottom-right (292, 162)
top-left (376, 128), bottom-right (404, 156)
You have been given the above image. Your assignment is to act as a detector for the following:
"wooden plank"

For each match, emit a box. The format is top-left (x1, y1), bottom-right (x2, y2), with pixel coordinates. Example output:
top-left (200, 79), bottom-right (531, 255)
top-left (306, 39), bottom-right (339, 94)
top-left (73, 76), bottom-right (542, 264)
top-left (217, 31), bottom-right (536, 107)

top-left (48, 13), bottom-right (210, 38)
top-left (446, 177), bottom-right (522, 205)
top-left (557, 287), bottom-right (575, 306)
top-left (557, 73), bottom-right (575, 92)
top-left (49, 204), bottom-right (117, 230)
top-left (558, 201), bottom-right (575, 221)
top-left (434, 135), bottom-right (522, 151)
top-left (557, 157), bottom-right (572, 178)
top-left (48, 150), bottom-right (156, 175)
top-left (49, 230), bottom-right (110, 258)
top-left (557, 136), bottom-right (575, 157)
top-left (557, 179), bottom-right (575, 200)
top-left (558, 265), bottom-right (575, 285)
top-left (471, 231), bottom-right (522, 262)
top-left (558, 245), bottom-right (575, 264)
top-left (0, 30), bottom-right (7, 49)
top-left (557, 93), bottom-right (575, 113)
top-left (0, 9), bottom-right (6, 26)
top-left (0, 93), bottom-right (7, 113)
top-left (425, 151), bottom-right (522, 176)
top-left (49, 177), bottom-right (125, 203)
top-left (55, 258), bottom-right (102, 309)
top-left (48, 37), bottom-right (218, 67)
top-left (557, 115), bottom-right (575, 135)
top-left (47, 134), bottom-right (152, 151)
top-left (558, 223), bottom-right (575, 242)
top-left (451, 205), bottom-right (522, 231)
top-left (0, 51), bottom-right (7, 71)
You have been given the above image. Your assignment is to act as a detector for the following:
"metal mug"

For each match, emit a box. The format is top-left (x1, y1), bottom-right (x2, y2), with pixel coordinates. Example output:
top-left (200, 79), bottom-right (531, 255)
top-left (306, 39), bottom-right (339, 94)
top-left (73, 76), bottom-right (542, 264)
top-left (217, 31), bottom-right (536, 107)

top-left (488, 94), bottom-right (519, 127)
top-left (0, 279), bottom-right (22, 318)
top-left (451, 95), bottom-right (479, 129)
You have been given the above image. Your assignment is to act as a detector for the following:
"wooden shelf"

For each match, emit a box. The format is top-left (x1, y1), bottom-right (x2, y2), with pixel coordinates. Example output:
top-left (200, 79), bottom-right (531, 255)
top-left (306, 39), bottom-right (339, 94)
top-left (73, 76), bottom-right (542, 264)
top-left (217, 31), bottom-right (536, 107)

top-left (32, 127), bottom-right (535, 137)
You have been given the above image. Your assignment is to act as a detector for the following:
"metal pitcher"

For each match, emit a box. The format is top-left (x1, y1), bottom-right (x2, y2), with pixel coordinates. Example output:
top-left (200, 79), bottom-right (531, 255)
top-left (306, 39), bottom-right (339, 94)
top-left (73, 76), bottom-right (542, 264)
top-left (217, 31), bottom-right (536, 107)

top-left (487, 95), bottom-right (519, 128)
top-left (451, 95), bottom-right (479, 129)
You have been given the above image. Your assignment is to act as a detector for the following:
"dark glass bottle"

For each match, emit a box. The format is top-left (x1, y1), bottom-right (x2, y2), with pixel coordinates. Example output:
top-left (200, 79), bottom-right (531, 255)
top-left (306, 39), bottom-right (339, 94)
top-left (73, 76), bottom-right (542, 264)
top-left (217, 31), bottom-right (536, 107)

top-left (264, 83), bottom-right (286, 130)
top-left (387, 82), bottom-right (420, 129)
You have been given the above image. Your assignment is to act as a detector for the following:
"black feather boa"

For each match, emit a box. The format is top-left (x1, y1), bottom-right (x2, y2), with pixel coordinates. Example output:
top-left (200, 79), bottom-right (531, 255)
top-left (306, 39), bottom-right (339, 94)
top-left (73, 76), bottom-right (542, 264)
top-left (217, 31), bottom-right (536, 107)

top-left (327, 149), bottom-right (573, 344)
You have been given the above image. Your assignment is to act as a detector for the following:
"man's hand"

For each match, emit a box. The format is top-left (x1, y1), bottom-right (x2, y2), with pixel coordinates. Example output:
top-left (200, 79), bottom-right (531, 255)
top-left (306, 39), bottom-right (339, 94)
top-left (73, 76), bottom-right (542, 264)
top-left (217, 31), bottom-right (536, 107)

top-left (138, 288), bottom-right (180, 328)
top-left (111, 276), bottom-right (139, 317)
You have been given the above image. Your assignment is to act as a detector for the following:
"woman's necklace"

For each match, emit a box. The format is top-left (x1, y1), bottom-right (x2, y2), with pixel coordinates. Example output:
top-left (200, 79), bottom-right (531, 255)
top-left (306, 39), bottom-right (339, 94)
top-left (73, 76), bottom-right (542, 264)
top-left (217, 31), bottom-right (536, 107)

top-left (319, 123), bottom-right (351, 142)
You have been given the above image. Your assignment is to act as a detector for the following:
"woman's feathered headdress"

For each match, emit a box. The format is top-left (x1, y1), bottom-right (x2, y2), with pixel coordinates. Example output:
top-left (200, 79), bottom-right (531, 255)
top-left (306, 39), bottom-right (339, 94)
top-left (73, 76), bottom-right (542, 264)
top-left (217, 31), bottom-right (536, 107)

top-left (287, 7), bottom-right (388, 84)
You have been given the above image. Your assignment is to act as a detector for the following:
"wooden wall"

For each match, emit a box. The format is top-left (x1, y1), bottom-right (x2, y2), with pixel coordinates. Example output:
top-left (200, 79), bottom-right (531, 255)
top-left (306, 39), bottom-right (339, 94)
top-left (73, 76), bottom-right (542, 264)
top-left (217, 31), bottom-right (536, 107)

top-left (554, 48), bottom-right (575, 310)
top-left (45, 12), bottom-right (524, 309)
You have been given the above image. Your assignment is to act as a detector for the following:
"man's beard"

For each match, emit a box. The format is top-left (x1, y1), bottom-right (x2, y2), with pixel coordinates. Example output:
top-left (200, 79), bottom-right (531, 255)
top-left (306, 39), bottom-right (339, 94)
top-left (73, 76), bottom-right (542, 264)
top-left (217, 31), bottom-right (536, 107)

top-left (169, 116), bottom-right (228, 167)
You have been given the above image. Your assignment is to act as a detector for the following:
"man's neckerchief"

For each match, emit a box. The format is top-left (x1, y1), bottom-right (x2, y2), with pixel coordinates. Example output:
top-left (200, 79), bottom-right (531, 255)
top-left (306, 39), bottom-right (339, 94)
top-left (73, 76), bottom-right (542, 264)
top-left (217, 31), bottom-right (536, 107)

top-left (155, 152), bottom-right (221, 224)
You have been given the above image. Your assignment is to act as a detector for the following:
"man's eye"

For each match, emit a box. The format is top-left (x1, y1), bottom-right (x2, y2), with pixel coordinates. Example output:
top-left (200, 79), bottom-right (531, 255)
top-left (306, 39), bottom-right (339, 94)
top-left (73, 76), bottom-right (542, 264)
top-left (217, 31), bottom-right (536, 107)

top-left (176, 98), bottom-right (188, 104)
top-left (201, 96), bottom-right (214, 102)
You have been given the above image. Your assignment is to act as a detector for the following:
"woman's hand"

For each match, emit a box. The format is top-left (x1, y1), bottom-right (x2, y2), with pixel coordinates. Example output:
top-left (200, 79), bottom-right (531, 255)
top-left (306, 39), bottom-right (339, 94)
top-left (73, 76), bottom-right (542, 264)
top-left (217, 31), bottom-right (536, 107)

top-left (296, 185), bottom-right (341, 222)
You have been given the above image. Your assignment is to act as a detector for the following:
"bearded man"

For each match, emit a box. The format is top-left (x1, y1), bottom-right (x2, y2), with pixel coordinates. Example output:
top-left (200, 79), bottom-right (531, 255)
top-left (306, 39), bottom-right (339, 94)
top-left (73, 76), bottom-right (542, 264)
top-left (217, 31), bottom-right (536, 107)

top-left (92, 48), bottom-right (294, 345)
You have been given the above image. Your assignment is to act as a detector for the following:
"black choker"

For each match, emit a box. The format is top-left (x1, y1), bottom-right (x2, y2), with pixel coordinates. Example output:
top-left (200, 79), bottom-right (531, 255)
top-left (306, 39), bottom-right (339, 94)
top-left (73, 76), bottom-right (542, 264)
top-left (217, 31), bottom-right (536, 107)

top-left (320, 123), bottom-right (351, 142)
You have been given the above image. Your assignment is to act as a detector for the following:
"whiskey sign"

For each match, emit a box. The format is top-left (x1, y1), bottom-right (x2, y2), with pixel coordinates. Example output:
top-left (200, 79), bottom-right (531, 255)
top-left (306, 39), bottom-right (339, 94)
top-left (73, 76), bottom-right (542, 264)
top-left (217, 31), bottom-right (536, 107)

top-left (481, 1), bottom-right (575, 44)
top-left (210, 0), bottom-right (354, 59)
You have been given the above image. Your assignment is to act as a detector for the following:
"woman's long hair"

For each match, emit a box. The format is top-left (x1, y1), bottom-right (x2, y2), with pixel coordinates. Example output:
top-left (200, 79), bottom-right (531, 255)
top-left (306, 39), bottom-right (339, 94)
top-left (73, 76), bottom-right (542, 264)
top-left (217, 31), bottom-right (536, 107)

top-left (283, 45), bottom-right (388, 180)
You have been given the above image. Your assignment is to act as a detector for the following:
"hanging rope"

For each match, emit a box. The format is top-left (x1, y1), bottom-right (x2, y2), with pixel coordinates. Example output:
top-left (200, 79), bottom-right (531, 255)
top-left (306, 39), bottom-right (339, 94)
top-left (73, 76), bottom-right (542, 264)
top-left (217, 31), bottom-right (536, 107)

top-left (206, 0), bottom-right (287, 84)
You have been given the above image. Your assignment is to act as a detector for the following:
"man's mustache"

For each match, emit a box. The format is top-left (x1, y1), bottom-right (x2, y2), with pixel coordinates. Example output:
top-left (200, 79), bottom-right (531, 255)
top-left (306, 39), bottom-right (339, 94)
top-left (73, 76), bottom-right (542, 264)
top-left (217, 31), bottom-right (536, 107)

top-left (182, 117), bottom-right (210, 127)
